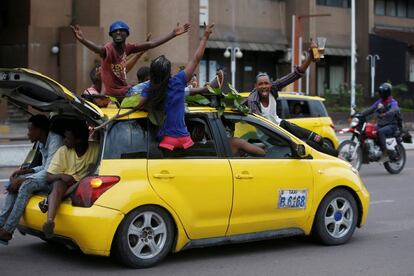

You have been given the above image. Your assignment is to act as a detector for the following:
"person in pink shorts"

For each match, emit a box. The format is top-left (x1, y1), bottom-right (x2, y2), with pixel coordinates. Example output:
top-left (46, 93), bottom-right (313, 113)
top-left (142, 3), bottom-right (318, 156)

top-left (140, 23), bottom-right (214, 150)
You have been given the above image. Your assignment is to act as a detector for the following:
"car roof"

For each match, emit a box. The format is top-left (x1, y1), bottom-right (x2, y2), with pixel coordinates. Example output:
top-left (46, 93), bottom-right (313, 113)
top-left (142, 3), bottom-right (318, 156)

top-left (101, 105), bottom-right (224, 120)
top-left (239, 91), bottom-right (325, 101)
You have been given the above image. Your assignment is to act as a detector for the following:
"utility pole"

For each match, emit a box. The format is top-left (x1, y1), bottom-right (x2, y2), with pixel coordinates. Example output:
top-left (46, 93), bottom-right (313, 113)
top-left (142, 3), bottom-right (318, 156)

top-left (350, 0), bottom-right (356, 112)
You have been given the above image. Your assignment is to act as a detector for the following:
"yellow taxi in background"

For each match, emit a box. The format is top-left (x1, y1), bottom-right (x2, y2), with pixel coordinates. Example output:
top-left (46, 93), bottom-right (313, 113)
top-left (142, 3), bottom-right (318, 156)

top-left (240, 92), bottom-right (340, 149)
top-left (0, 68), bottom-right (369, 268)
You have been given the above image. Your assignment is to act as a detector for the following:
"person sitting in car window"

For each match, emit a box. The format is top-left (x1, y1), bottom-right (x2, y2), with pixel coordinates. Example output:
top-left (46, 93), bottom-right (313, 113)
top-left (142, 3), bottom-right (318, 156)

top-left (41, 121), bottom-right (99, 239)
top-left (0, 115), bottom-right (63, 245)
top-left (223, 119), bottom-right (266, 157)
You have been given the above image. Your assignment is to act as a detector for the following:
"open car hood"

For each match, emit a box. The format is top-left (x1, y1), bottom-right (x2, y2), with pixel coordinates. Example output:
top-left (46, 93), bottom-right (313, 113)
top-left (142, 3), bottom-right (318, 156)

top-left (0, 68), bottom-right (104, 124)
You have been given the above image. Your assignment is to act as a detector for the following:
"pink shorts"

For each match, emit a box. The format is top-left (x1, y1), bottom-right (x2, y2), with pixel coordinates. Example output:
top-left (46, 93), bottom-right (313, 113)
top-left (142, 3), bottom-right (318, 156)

top-left (159, 135), bottom-right (194, 151)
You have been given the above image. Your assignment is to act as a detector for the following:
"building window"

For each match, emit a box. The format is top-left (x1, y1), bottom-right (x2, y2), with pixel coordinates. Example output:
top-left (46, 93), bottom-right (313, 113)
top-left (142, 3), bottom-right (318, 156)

top-left (199, 0), bottom-right (209, 26)
top-left (409, 58), bottom-right (414, 82)
top-left (408, 1), bottom-right (414, 17)
top-left (397, 0), bottom-right (407, 17)
top-left (375, 0), bottom-right (414, 18)
top-left (375, 0), bottom-right (386, 15)
top-left (329, 66), bottom-right (345, 94)
top-left (317, 0), bottom-right (351, 8)
top-left (386, 0), bottom-right (397, 16)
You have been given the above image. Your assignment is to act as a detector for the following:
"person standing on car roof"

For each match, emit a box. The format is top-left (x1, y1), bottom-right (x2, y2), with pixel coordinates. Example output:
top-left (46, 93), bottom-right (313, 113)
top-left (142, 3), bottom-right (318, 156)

top-left (0, 115), bottom-right (63, 245)
top-left (71, 20), bottom-right (189, 98)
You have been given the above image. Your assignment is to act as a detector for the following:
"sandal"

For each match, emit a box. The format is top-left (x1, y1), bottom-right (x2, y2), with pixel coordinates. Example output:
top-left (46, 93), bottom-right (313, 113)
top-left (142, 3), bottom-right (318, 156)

top-left (38, 199), bottom-right (48, 213)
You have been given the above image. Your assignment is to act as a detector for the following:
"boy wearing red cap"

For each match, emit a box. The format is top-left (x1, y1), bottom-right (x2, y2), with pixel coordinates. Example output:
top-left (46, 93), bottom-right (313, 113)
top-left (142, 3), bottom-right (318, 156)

top-left (71, 20), bottom-right (190, 97)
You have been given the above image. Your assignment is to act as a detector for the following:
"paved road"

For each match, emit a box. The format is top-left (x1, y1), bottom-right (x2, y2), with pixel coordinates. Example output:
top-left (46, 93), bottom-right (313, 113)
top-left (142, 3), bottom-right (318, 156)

top-left (0, 152), bottom-right (414, 276)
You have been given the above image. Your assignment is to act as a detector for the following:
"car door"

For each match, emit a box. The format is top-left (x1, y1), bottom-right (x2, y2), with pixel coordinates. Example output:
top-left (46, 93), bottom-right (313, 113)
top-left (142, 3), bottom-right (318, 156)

top-left (222, 114), bottom-right (314, 235)
top-left (147, 114), bottom-right (233, 239)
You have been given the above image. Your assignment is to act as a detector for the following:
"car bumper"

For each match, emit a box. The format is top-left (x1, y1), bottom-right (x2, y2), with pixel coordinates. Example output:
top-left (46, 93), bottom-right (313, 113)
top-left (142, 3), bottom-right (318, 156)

top-left (19, 195), bottom-right (124, 256)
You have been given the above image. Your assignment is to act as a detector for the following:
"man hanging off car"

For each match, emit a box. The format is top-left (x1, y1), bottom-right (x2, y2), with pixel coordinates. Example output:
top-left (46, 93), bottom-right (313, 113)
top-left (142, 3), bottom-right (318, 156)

top-left (244, 39), bottom-right (338, 157)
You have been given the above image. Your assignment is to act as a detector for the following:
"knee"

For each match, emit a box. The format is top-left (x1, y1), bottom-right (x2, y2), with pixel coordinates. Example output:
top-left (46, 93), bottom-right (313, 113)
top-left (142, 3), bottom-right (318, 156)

top-left (18, 180), bottom-right (33, 194)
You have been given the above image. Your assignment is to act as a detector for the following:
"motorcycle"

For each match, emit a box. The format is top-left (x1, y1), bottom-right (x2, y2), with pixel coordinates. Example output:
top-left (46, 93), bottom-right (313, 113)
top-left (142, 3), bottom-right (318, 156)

top-left (337, 110), bottom-right (409, 173)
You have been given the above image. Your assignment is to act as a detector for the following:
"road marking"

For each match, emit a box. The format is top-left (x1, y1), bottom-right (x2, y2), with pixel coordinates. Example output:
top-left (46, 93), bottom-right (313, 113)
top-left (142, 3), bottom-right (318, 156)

top-left (370, 199), bottom-right (395, 205)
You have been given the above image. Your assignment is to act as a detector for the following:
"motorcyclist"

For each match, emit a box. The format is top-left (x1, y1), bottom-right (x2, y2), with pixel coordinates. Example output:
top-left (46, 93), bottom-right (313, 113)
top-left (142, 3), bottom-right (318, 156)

top-left (360, 82), bottom-right (400, 159)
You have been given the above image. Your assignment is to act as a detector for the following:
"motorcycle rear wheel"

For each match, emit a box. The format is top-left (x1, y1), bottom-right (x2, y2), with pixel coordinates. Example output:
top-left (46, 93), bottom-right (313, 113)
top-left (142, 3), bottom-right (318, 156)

top-left (338, 140), bottom-right (362, 170)
top-left (384, 144), bottom-right (406, 174)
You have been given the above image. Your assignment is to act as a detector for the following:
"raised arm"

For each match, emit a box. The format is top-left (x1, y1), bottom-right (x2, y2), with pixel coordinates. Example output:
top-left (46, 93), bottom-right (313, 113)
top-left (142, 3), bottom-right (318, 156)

top-left (187, 69), bottom-right (223, 95)
top-left (71, 25), bottom-right (106, 57)
top-left (126, 33), bottom-right (152, 72)
top-left (130, 23), bottom-right (190, 53)
top-left (184, 23), bottom-right (214, 81)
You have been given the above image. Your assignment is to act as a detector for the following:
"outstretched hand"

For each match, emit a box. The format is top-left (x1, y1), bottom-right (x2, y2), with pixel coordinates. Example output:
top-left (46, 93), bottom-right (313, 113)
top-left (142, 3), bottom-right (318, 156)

top-left (71, 25), bottom-right (84, 41)
top-left (173, 22), bottom-right (190, 36)
top-left (203, 22), bottom-right (214, 38)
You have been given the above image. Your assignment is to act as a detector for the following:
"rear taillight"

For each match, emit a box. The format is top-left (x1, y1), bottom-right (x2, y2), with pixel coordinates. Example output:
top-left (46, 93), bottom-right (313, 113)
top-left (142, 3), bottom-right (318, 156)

top-left (72, 176), bottom-right (120, 207)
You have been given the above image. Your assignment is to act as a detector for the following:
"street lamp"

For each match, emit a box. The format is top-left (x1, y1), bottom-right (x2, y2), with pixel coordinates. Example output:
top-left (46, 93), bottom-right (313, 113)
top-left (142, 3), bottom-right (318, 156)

top-left (224, 46), bottom-right (243, 88)
top-left (366, 54), bottom-right (380, 98)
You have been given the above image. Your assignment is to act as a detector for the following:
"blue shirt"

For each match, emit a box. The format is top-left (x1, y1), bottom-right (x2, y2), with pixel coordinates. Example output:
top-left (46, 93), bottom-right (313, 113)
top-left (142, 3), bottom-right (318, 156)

top-left (127, 80), bottom-right (150, 96)
top-left (26, 132), bottom-right (63, 182)
top-left (142, 70), bottom-right (189, 138)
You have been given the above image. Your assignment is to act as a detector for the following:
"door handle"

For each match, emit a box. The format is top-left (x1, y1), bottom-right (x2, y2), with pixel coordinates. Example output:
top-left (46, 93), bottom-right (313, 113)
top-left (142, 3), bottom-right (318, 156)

top-left (235, 172), bottom-right (254, 179)
top-left (153, 173), bottom-right (175, 179)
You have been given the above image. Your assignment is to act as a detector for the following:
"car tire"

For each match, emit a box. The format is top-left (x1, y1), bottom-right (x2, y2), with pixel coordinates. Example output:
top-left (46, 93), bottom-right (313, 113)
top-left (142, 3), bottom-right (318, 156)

top-left (112, 205), bottom-right (175, 268)
top-left (312, 188), bottom-right (358, 245)
top-left (338, 140), bottom-right (362, 170)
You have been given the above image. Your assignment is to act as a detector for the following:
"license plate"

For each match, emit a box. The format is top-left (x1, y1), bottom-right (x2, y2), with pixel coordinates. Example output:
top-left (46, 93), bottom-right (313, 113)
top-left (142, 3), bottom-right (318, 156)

top-left (278, 190), bottom-right (307, 209)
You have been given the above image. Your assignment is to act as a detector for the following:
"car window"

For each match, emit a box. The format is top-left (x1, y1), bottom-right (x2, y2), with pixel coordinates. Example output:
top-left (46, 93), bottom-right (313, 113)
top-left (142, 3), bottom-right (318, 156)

top-left (309, 100), bottom-right (328, 117)
top-left (286, 99), bottom-right (311, 118)
top-left (103, 119), bottom-right (148, 159)
top-left (224, 116), bottom-right (293, 159)
top-left (149, 116), bottom-right (218, 159)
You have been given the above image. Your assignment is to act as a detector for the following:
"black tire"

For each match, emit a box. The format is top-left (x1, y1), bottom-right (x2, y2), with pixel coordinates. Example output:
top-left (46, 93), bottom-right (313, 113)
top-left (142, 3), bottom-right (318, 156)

top-left (384, 144), bottom-right (406, 174)
top-left (338, 140), bottom-right (362, 170)
top-left (112, 205), bottom-right (175, 268)
top-left (312, 189), bottom-right (358, 245)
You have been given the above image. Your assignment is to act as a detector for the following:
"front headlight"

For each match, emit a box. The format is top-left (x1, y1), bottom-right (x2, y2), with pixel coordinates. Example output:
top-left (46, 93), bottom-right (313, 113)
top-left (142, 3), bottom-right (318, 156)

top-left (350, 117), bottom-right (359, 127)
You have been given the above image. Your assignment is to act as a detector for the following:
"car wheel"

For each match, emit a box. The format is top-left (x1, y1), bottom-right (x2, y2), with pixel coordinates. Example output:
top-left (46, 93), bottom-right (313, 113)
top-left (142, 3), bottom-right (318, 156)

top-left (312, 188), bottom-right (358, 245)
top-left (338, 140), bottom-right (362, 170)
top-left (112, 205), bottom-right (174, 268)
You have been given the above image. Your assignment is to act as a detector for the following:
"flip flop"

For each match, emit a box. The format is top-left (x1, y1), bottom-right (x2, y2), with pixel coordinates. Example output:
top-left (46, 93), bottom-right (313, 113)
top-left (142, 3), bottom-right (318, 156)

top-left (38, 199), bottom-right (48, 213)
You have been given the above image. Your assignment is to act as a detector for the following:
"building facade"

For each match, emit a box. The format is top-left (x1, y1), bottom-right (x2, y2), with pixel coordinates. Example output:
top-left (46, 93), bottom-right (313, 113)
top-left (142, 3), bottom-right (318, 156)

top-left (1, 0), bottom-right (414, 119)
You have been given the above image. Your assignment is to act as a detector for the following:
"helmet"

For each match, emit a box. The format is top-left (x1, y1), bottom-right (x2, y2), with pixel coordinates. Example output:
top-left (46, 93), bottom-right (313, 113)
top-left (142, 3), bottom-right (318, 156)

top-left (378, 82), bottom-right (392, 99)
top-left (109, 20), bottom-right (130, 36)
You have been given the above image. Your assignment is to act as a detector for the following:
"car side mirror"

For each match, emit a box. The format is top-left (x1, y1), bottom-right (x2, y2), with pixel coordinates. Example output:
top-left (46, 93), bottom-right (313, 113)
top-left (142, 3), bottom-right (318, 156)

top-left (295, 144), bottom-right (308, 158)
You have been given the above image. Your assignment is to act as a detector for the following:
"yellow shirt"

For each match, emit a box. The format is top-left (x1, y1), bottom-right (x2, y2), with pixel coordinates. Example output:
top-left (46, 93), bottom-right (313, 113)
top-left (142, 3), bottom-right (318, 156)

top-left (47, 142), bottom-right (99, 181)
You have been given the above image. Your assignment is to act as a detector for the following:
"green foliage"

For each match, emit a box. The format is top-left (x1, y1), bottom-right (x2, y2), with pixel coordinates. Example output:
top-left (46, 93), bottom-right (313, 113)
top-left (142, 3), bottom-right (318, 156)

top-left (120, 94), bottom-right (141, 108)
top-left (391, 83), bottom-right (414, 110)
top-left (323, 83), bottom-right (364, 110)
top-left (185, 94), bottom-right (210, 105)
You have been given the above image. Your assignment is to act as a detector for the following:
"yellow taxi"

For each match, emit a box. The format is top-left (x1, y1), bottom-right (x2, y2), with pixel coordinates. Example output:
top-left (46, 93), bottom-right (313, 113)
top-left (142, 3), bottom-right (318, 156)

top-left (0, 68), bottom-right (369, 268)
top-left (240, 92), bottom-right (340, 149)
